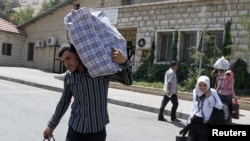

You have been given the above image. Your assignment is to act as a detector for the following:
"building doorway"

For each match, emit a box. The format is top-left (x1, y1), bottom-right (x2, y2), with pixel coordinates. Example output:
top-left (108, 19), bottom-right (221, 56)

top-left (53, 46), bottom-right (66, 73)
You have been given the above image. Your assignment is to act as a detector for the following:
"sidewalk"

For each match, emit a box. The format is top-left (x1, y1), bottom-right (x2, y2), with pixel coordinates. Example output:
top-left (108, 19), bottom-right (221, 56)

top-left (0, 66), bottom-right (249, 125)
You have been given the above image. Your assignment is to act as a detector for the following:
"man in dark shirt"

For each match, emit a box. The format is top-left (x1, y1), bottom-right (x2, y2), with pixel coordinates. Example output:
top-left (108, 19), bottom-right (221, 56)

top-left (43, 43), bottom-right (132, 141)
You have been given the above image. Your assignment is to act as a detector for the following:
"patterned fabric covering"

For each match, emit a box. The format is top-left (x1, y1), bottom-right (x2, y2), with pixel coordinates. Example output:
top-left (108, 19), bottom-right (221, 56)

top-left (64, 7), bottom-right (127, 77)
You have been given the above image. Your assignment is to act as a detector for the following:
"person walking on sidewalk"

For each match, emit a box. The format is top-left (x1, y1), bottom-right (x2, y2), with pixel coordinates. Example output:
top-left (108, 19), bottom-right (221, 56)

top-left (216, 70), bottom-right (237, 124)
top-left (158, 61), bottom-right (181, 122)
top-left (43, 43), bottom-right (132, 141)
top-left (184, 76), bottom-right (222, 141)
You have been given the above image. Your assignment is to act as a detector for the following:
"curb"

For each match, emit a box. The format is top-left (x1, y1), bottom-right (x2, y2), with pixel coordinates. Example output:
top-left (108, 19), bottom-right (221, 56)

top-left (109, 82), bottom-right (250, 111)
top-left (0, 76), bottom-right (189, 120)
top-left (0, 76), bottom-right (63, 92)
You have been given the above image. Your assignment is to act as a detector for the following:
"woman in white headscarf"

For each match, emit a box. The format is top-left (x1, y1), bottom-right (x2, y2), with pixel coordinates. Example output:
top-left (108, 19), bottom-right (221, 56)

top-left (186, 76), bottom-right (223, 141)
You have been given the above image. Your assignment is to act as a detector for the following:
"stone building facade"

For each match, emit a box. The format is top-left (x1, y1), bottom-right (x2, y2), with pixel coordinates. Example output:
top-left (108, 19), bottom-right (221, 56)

top-left (0, 32), bottom-right (26, 66)
top-left (0, 18), bottom-right (26, 67)
top-left (3, 0), bottom-right (249, 73)
top-left (108, 0), bottom-right (250, 71)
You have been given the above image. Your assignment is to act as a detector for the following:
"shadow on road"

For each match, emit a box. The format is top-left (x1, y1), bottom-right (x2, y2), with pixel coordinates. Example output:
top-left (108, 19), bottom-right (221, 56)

top-left (158, 120), bottom-right (186, 128)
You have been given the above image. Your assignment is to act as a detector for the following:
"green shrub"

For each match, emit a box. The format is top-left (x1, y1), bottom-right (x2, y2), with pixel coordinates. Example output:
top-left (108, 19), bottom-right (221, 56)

top-left (132, 44), bottom-right (156, 82)
top-left (179, 65), bottom-right (199, 92)
top-left (231, 59), bottom-right (249, 89)
top-left (176, 63), bottom-right (190, 82)
top-left (171, 30), bottom-right (178, 61)
top-left (133, 41), bottom-right (190, 83)
top-left (235, 89), bottom-right (250, 96)
top-left (223, 20), bottom-right (233, 58)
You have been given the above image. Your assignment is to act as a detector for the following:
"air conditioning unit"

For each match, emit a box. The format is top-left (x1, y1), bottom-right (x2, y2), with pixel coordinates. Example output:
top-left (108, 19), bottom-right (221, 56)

top-left (36, 40), bottom-right (45, 47)
top-left (47, 36), bottom-right (57, 46)
top-left (136, 37), bottom-right (152, 50)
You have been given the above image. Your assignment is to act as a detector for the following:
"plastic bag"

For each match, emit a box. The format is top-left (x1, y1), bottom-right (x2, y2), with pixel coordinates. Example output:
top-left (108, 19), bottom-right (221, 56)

top-left (213, 56), bottom-right (230, 70)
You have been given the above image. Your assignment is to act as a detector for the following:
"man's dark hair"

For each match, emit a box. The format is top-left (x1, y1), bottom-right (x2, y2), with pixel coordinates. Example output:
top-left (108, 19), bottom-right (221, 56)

top-left (170, 61), bottom-right (178, 67)
top-left (58, 43), bottom-right (77, 58)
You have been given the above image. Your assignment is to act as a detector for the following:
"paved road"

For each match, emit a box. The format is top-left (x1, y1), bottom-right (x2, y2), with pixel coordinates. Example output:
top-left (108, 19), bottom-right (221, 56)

top-left (0, 79), bottom-right (186, 141)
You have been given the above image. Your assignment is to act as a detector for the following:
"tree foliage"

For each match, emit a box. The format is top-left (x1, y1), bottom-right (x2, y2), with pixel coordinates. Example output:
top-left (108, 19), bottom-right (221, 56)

top-left (240, 15), bottom-right (250, 32)
top-left (231, 59), bottom-right (249, 89)
top-left (240, 15), bottom-right (250, 53)
top-left (171, 30), bottom-right (178, 61)
top-left (192, 29), bottom-right (222, 68)
top-left (223, 20), bottom-right (233, 58)
top-left (0, 0), bottom-right (20, 21)
top-left (9, 6), bottom-right (34, 25)
top-left (39, 0), bottom-right (62, 13)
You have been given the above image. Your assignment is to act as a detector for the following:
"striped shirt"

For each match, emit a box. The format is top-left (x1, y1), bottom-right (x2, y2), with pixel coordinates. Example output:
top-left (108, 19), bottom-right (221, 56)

top-left (48, 61), bottom-right (132, 133)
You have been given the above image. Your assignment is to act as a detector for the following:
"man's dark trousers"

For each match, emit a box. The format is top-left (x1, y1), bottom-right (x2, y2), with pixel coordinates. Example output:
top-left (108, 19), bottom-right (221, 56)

top-left (159, 94), bottom-right (179, 120)
top-left (66, 127), bottom-right (106, 141)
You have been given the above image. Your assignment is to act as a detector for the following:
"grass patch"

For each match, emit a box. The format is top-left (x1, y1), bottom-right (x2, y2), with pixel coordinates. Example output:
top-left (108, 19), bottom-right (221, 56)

top-left (132, 81), bottom-right (191, 92)
top-left (132, 81), bottom-right (250, 98)
top-left (133, 81), bottom-right (193, 92)
top-left (132, 81), bottom-right (163, 89)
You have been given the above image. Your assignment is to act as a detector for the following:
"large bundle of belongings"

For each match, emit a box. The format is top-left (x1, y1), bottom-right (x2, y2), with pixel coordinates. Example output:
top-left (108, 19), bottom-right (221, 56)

top-left (64, 7), bottom-right (127, 77)
top-left (213, 56), bottom-right (230, 70)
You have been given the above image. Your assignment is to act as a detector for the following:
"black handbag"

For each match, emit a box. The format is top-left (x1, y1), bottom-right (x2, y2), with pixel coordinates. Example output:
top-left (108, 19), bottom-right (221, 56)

top-left (43, 136), bottom-right (55, 141)
top-left (177, 123), bottom-right (191, 141)
top-left (209, 103), bottom-right (227, 125)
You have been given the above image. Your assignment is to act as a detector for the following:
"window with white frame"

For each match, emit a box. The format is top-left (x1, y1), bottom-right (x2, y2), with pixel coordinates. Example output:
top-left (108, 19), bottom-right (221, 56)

top-left (155, 30), bottom-right (224, 64)
top-left (156, 32), bottom-right (173, 62)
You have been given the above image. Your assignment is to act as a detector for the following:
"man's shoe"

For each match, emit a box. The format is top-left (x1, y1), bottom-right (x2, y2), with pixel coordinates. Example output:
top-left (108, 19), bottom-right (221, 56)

top-left (158, 116), bottom-right (167, 121)
top-left (158, 118), bottom-right (167, 121)
top-left (171, 118), bottom-right (181, 122)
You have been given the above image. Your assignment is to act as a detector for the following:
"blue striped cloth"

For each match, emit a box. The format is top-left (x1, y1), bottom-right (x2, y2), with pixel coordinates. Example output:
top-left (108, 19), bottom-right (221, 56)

top-left (64, 7), bottom-right (127, 77)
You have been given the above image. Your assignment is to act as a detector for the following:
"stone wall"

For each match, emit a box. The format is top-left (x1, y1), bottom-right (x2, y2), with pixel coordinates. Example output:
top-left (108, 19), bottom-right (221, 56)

top-left (23, 3), bottom-right (77, 72)
top-left (23, 0), bottom-right (101, 72)
top-left (108, 0), bottom-right (250, 71)
top-left (22, 0), bottom-right (250, 72)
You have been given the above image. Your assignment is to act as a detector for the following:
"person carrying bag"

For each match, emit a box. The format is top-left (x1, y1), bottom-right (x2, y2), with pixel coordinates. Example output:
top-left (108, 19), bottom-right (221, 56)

top-left (216, 70), bottom-right (238, 124)
top-left (179, 76), bottom-right (223, 141)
